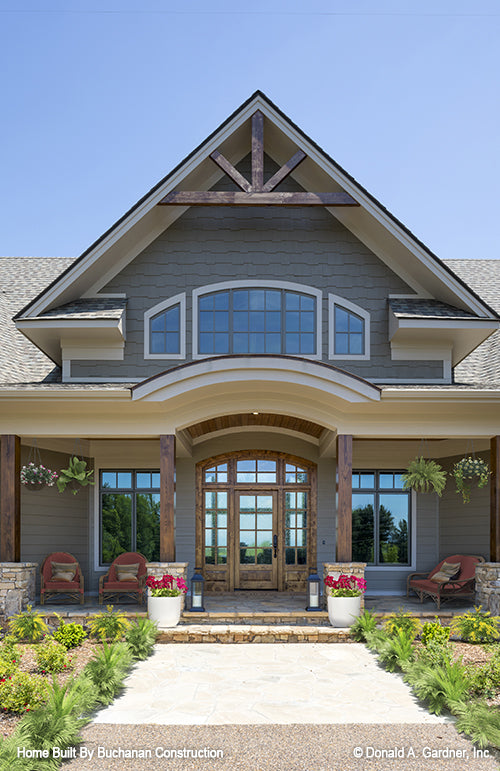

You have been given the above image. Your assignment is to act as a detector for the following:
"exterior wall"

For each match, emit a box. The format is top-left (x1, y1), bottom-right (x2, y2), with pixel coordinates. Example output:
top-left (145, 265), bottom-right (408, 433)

top-left (439, 451), bottom-right (490, 559)
top-left (69, 157), bottom-right (442, 383)
top-left (20, 447), bottom-right (90, 599)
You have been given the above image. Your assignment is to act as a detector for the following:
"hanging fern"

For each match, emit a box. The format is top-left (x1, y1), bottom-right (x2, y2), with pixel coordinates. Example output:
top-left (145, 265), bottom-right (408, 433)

top-left (401, 456), bottom-right (447, 496)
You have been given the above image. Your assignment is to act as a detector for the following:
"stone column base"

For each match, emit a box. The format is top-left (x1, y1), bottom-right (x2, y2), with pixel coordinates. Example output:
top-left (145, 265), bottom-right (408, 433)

top-left (0, 562), bottom-right (37, 618)
top-left (322, 562), bottom-right (367, 610)
top-left (146, 562), bottom-right (189, 611)
top-left (475, 563), bottom-right (500, 614)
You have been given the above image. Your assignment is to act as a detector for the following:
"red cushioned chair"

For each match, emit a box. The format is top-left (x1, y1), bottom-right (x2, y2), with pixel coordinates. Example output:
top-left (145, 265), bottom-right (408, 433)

top-left (406, 554), bottom-right (485, 609)
top-left (99, 552), bottom-right (147, 605)
top-left (40, 551), bottom-right (85, 605)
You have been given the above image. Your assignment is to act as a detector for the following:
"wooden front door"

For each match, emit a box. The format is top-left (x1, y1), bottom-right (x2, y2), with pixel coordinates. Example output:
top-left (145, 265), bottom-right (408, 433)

top-left (235, 491), bottom-right (278, 590)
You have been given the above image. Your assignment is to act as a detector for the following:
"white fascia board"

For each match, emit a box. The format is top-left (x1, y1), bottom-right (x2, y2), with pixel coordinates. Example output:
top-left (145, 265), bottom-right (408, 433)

top-left (0, 388), bottom-right (130, 399)
top-left (381, 388), bottom-right (500, 399)
top-left (394, 318), bottom-right (499, 333)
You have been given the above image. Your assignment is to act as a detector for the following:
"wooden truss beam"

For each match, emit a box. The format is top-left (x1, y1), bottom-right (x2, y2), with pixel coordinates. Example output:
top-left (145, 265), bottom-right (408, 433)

top-left (159, 191), bottom-right (358, 207)
top-left (159, 110), bottom-right (359, 207)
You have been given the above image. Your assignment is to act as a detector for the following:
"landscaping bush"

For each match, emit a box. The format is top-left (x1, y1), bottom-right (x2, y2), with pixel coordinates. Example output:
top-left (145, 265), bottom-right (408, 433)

top-left (124, 616), bottom-right (158, 660)
top-left (84, 641), bottom-right (132, 705)
top-left (7, 605), bottom-right (48, 643)
top-left (350, 610), bottom-right (377, 642)
top-left (377, 628), bottom-right (415, 672)
top-left (35, 639), bottom-right (72, 673)
top-left (451, 606), bottom-right (500, 643)
top-left (0, 635), bottom-right (20, 663)
top-left (465, 653), bottom-right (500, 699)
top-left (53, 620), bottom-right (87, 649)
top-left (0, 671), bottom-right (49, 714)
top-left (420, 619), bottom-right (451, 646)
top-left (383, 609), bottom-right (422, 641)
top-left (453, 699), bottom-right (500, 750)
top-left (88, 605), bottom-right (130, 642)
top-left (410, 658), bottom-right (471, 714)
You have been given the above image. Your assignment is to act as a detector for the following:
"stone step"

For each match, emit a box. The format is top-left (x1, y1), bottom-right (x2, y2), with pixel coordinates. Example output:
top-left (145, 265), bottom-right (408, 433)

top-left (156, 624), bottom-right (353, 644)
top-left (180, 610), bottom-right (330, 626)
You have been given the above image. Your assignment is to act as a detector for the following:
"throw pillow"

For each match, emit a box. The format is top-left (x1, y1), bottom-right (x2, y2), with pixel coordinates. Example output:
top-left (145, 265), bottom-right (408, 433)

top-left (430, 561), bottom-right (461, 583)
top-left (51, 562), bottom-right (77, 582)
top-left (116, 563), bottom-right (140, 581)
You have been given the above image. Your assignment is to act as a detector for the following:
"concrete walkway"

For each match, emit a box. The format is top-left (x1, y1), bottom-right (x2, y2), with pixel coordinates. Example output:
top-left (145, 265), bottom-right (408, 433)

top-left (95, 643), bottom-right (448, 725)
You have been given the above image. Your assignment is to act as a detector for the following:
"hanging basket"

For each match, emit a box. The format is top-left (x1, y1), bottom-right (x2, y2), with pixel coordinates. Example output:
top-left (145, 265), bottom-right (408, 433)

top-left (20, 462), bottom-right (58, 490)
top-left (401, 456), bottom-right (447, 496)
top-left (452, 456), bottom-right (490, 504)
top-left (56, 456), bottom-right (94, 495)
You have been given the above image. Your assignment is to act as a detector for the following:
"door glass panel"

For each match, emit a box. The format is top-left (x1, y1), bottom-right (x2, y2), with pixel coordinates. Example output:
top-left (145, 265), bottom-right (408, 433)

top-left (204, 488), bottom-right (228, 566)
top-left (256, 531), bottom-right (272, 547)
top-left (257, 513), bottom-right (272, 529)
top-left (284, 490), bottom-right (307, 566)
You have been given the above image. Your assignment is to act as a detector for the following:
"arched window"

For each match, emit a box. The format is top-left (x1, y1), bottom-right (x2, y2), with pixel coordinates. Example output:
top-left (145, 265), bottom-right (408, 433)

top-left (328, 294), bottom-right (370, 360)
top-left (144, 293), bottom-right (186, 359)
top-left (193, 282), bottom-right (321, 358)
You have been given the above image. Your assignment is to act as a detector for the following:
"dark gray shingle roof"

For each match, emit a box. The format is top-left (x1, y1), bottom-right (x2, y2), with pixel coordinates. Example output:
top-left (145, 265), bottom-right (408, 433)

top-left (38, 298), bottom-right (127, 320)
top-left (389, 298), bottom-right (479, 319)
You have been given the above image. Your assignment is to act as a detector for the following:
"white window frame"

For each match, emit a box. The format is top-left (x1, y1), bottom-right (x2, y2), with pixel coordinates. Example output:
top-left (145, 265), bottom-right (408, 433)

top-left (328, 293), bottom-right (370, 361)
top-left (144, 292), bottom-right (186, 360)
top-left (192, 280), bottom-right (322, 360)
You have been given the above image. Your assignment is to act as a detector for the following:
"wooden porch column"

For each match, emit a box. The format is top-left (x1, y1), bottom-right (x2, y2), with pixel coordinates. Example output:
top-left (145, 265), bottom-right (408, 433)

top-left (0, 435), bottom-right (21, 562)
top-left (491, 436), bottom-right (500, 562)
top-left (336, 434), bottom-right (352, 562)
top-left (160, 435), bottom-right (176, 562)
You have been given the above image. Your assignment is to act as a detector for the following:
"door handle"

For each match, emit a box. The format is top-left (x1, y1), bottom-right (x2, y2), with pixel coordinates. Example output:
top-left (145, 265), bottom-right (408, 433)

top-left (273, 534), bottom-right (278, 558)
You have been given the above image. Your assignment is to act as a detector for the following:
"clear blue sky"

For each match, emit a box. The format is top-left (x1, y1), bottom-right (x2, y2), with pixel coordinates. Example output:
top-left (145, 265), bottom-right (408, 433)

top-left (1, 0), bottom-right (499, 261)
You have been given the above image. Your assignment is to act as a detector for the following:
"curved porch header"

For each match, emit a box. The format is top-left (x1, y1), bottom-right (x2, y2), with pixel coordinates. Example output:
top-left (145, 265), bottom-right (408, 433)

top-left (131, 355), bottom-right (381, 403)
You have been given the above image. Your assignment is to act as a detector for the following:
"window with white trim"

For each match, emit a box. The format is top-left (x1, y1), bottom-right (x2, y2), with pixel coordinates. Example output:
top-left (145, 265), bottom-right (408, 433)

top-left (197, 288), bottom-right (317, 356)
top-left (328, 294), bottom-right (370, 360)
top-left (144, 293), bottom-right (186, 359)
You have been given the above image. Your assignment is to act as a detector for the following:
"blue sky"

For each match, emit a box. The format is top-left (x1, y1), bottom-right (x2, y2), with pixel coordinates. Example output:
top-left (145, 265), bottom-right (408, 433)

top-left (1, 0), bottom-right (499, 260)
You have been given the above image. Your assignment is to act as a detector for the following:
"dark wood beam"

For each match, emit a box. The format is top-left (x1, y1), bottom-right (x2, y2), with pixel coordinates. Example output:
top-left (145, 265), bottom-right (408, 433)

top-left (0, 435), bottom-right (21, 562)
top-left (251, 110), bottom-right (264, 191)
top-left (491, 436), bottom-right (500, 561)
top-left (209, 150), bottom-right (251, 192)
top-left (160, 435), bottom-right (176, 562)
top-left (159, 191), bottom-right (359, 207)
top-left (336, 434), bottom-right (352, 562)
top-left (263, 150), bottom-right (307, 193)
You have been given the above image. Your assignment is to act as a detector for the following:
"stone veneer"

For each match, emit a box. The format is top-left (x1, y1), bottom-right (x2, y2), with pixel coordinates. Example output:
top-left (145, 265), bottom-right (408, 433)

top-left (145, 562), bottom-right (189, 610)
top-left (322, 562), bottom-right (367, 610)
top-left (475, 562), bottom-right (500, 614)
top-left (0, 562), bottom-right (37, 618)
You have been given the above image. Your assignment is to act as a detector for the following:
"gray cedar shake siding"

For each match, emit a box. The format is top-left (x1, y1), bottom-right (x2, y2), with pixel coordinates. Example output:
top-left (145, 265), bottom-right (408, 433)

top-left (69, 156), bottom-right (443, 382)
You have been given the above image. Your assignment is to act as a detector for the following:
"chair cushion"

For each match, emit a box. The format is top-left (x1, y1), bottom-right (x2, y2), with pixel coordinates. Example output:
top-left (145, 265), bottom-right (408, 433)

top-left (51, 562), bottom-right (78, 582)
top-left (430, 561), bottom-right (461, 583)
top-left (116, 563), bottom-right (140, 581)
top-left (101, 580), bottom-right (142, 592)
top-left (43, 580), bottom-right (81, 591)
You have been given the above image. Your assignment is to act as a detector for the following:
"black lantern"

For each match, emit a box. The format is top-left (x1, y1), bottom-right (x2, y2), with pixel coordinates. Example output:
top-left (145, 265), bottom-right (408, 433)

top-left (190, 569), bottom-right (205, 611)
top-left (306, 569), bottom-right (321, 611)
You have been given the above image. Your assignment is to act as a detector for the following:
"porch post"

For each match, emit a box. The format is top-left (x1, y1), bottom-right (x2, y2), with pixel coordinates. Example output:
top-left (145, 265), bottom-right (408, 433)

top-left (160, 435), bottom-right (176, 561)
top-left (0, 435), bottom-right (21, 562)
top-left (336, 434), bottom-right (352, 562)
top-left (491, 436), bottom-right (500, 562)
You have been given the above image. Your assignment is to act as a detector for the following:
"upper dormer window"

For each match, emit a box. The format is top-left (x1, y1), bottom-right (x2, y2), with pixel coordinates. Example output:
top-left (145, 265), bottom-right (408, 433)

top-left (194, 282), bottom-right (321, 358)
top-left (144, 293), bottom-right (186, 359)
top-left (328, 294), bottom-right (370, 360)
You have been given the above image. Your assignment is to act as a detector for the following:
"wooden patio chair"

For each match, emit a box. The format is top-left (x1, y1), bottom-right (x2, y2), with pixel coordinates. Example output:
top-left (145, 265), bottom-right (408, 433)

top-left (406, 554), bottom-right (485, 609)
top-left (40, 551), bottom-right (85, 605)
top-left (99, 552), bottom-right (147, 605)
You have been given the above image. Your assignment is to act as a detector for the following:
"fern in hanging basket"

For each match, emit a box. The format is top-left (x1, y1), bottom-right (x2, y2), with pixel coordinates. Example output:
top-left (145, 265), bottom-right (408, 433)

top-left (401, 456), bottom-right (447, 496)
top-left (56, 456), bottom-right (94, 495)
top-left (452, 456), bottom-right (490, 504)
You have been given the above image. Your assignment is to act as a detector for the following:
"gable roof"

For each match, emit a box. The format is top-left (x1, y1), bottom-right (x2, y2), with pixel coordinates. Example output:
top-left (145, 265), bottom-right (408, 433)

top-left (14, 91), bottom-right (499, 324)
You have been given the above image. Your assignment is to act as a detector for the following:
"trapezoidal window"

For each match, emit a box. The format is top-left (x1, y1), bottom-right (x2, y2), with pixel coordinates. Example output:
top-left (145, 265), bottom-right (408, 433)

top-left (328, 293), bottom-right (370, 360)
top-left (197, 288), bottom-right (317, 356)
top-left (144, 292), bottom-right (186, 360)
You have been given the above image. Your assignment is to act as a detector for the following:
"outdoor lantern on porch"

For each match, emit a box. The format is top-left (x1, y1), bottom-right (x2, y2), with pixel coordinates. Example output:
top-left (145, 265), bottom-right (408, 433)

top-left (306, 569), bottom-right (321, 611)
top-left (190, 569), bottom-right (205, 612)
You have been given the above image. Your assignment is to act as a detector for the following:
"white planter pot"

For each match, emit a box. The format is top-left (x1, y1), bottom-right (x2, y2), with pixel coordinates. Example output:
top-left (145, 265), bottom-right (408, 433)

top-left (148, 594), bottom-right (182, 628)
top-left (327, 595), bottom-right (362, 627)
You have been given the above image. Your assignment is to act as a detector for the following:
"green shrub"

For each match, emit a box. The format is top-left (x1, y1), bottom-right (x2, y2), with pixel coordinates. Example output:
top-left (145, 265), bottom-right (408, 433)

top-left (0, 671), bottom-right (49, 713)
top-left (7, 605), bottom-right (48, 643)
top-left (0, 732), bottom-right (60, 771)
top-left (465, 655), bottom-right (500, 699)
top-left (378, 628), bottom-right (415, 672)
top-left (416, 639), bottom-right (454, 667)
top-left (0, 655), bottom-right (19, 680)
top-left (35, 639), bottom-right (71, 673)
top-left (88, 605), bottom-right (130, 642)
top-left (364, 629), bottom-right (387, 653)
top-left (124, 616), bottom-right (158, 660)
top-left (451, 606), bottom-right (500, 643)
top-left (84, 641), bottom-right (132, 705)
top-left (383, 609), bottom-right (422, 641)
top-left (0, 635), bottom-right (20, 663)
top-left (411, 659), bottom-right (471, 714)
top-left (421, 619), bottom-right (451, 646)
top-left (453, 699), bottom-right (500, 749)
top-left (350, 610), bottom-right (378, 642)
top-left (53, 620), bottom-right (87, 649)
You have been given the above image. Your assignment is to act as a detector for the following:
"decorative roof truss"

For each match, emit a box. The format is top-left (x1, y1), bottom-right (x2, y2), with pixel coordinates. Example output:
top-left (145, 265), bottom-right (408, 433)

top-left (159, 111), bottom-right (359, 207)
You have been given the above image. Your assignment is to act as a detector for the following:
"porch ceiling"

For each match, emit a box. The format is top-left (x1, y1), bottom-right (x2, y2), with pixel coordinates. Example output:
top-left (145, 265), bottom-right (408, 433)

top-left (185, 412), bottom-right (325, 441)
